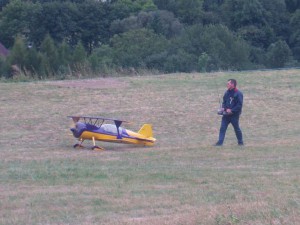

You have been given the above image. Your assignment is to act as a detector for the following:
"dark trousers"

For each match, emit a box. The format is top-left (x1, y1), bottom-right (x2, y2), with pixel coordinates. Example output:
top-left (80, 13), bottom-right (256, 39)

top-left (218, 114), bottom-right (243, 144)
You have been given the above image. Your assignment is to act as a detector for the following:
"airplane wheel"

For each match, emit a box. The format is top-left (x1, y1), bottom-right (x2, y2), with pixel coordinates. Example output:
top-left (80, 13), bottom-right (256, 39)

top-left (92, 146), bottom-right (104, 151)
top-left (73, 144), bottom-right (84, 149)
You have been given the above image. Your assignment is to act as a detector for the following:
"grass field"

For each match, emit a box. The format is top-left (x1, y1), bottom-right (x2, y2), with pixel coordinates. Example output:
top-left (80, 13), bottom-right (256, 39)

top-left (0, 69), bottom-right (299, 225)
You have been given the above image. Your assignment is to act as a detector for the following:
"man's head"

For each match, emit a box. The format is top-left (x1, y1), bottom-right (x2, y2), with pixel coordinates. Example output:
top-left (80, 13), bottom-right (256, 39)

top-left (227, 79), bottom-right (237, 90)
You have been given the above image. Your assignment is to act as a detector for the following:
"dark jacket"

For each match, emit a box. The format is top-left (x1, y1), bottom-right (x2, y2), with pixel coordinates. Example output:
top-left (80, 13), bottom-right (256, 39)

top-left (222, 88), bottom-right (243, 115)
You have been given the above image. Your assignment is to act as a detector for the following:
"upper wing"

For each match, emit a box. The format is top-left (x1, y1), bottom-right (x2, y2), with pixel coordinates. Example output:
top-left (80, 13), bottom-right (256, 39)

top-left (68, 116), bottom-right (130, 139)
top-left (68, 116), bottom-right (129, 123)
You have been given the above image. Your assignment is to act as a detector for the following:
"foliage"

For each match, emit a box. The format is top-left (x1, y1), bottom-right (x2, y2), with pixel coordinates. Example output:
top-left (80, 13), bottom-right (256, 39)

top-left (32, 1), bottom-right (79, 46)
top-left (0, 0), bottom-right (9, 11)
top-left (88, 44), bottom-right (115, 74)
top-left (72, 41), bottom-right (87, 72)
top-left (266, 40), bottom-right (292, 68)
top-left (0, 56), bottom-right (9, 77)
top-left (289, 9), bottom-right (300, 60)
top-left (111, 28), bottom-right (168, 68)
top-left (169, 24), bottom-right (251, 72)
top-left (77, 0), bottom-right (111, 53)
top-left (153, 0), bottom-right (204, 25)
top-left (40, 34), bottom-right (59, 77)
top-left (285, 0), bottom-right (300, 12)
top-left (110, 10), bottom-right (183, 38)
top-left (0, 0), bottom-right (300, 79)
top-left (198, 52), bottom-right (210, 72)
top-left (7, 35), bottom-right (26, 69)
top-left (57, 40), bottom-right (72, 69)
top-left (0, 0), bottom-right (39, 47)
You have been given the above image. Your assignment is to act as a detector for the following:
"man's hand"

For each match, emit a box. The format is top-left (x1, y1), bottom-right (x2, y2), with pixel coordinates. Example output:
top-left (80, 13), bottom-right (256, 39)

top-left (226, 109), bottom-right (233, 114)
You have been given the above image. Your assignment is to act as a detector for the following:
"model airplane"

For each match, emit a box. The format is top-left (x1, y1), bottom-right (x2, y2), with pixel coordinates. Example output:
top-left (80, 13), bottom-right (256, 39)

top-left (68, 116), bottom-right (156, 150)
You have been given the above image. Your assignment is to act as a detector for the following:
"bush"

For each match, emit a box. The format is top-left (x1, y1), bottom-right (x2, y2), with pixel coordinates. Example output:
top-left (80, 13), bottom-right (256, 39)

top-left (111, 28), bottom-right (169, 68)
top-left (266, 40), bottom-right (292, 68)
top-left (0, 56), bottom-right (10, 78)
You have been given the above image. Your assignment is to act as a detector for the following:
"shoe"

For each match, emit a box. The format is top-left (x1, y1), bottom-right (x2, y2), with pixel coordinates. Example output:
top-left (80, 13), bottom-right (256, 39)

top-left (238, 142), bottom-right (244, 146)
top-left (214, 142), bottom-right (223, 146)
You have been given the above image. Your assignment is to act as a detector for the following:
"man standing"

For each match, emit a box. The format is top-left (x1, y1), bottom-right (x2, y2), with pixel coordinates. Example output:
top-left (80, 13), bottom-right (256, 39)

top-left (215, 79), bottom-right (244, 146)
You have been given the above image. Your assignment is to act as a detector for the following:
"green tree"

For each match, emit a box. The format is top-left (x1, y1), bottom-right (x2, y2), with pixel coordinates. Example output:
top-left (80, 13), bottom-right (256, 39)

top-left (221, 0), bottom-right (277, 49)
top-left (24, 47), bottom-right (43, 77)
top-left (176, 0), bottom-right (204, 24)
top-left (163, 49), bottom-right (198, 72)
top-left (260, 0), bottom-right (289, 42)
top-left (7, 35), bottom-right (26, 71)
top-left (237, 25), bottom-right (275, 48)
top-left (289, 9), bottom-right (300, 60)
top-left (110, 10), bottom-right (183, 38)
top-left (285, 0), bottom-right (300, 13)
top-left (40, 34), bottom-right (59, 76)
top-left (111, 28), bottom-right (168, 68)
top-left (0, 0), bottom-right (9, 11)
top-left (111, 0), bottom-right (157, 20)
top-left (248, 46), bottom-right (267, 68)
top-left (77, 0), bottom-right (110, 54)
top-left (153, 0), bottom-right (204, 25)
top-left (202, 25), bottom-right (251, 70)
top-left (198, 52), bottom-right (210, 72)
top-left (0, 56), bottom-right (10, 78)
top-left (202, 0), bottom-right (225, 24)
top-left (88, 44), bottom-right (114, 73)
top-left (72, 41), bottom-right (87, 72)
top-left (221, 0), bottom-right (267, 29)
top-left (141, 0), bottom-right (157, 11)
top-left (176, 24), bottom-right (251, 71)
top-left (0, 0), bottom-right (40, 47)
top-left (33, 1), bottom-right (79, 46)
top-left (58, 40), bottom-right (72, 68)
top-left (266, 40), bottom-right (292, 68)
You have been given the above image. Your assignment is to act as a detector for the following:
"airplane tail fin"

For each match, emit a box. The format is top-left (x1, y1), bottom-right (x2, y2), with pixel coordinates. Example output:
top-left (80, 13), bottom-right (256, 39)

top-left (138, 124), bottom-right (153, 138)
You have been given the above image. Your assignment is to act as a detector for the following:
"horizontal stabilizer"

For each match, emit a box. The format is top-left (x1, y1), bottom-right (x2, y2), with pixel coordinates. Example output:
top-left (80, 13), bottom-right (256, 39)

top-left (138, 124), bottom-right (153, 138)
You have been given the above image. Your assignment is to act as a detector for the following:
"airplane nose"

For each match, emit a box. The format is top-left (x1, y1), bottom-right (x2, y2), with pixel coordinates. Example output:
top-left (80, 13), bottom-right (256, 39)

top-left (70, 128), bottom-right (81, 138)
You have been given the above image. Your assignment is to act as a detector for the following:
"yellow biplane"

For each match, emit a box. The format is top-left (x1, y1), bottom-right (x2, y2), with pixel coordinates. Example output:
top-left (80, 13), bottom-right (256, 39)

top-left (68, 116), bottom-right (156, 150)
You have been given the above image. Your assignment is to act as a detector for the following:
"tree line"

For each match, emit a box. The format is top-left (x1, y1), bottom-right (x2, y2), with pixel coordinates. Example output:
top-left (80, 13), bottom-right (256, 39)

top-left (0, 0), bottom-right (299, 79)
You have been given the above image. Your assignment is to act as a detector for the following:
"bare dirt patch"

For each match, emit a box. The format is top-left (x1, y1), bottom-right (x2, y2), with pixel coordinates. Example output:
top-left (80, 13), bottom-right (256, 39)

top-left (49, 77), bottom-right (129, 89)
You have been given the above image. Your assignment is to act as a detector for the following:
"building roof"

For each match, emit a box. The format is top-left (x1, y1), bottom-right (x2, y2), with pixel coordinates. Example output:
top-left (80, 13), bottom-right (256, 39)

top-left (0, 42), bottom-right (9, 57)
